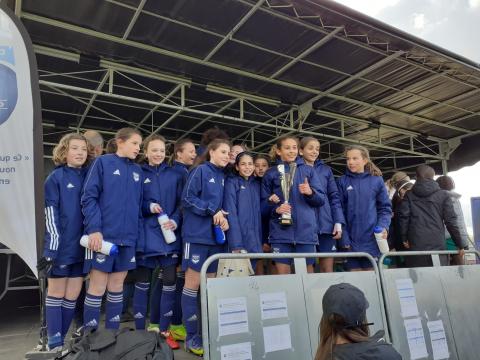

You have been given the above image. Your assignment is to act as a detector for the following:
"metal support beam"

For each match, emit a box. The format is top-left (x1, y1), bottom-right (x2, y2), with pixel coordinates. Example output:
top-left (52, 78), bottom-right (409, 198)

top-left (122, 0), bottom-right (147, 40)
top-left (203, 0), bottom-right (265, 61)
top-left (39, 80), bottom-right (444, 159)
top-left (77, 71), bottom-right (110, 130)
top-left (135, 84), bottom-right (183, 130)
top-left (24, 14), bottom-right (471, 134)
top-left (270, 26), bottom-right (344, 79)
top-left (15, 0), bottom-right (22, 17)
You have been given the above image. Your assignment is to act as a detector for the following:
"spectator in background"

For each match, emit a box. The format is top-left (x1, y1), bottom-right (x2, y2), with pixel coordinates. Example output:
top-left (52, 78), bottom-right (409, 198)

top-left (314, 283), bottom-right (401, 360)
top-left (397, 165), bottom-right (465, 267)
top-left (196, 127), bottom-right (229, 156)
top-left (385, 171), bottom-right (410, 200)
top-left (105, 138), bottom-right (117, 154)
top-left (83, 130), bottom-right (104, 158)
top-left (436, 175), bottom-right (470, 265)
top-left (389, 179), bottom-right (413, 252)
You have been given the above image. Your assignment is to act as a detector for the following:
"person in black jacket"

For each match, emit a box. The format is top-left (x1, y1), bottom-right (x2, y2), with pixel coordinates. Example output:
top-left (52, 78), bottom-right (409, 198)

top-left (397, 165), bottom-right (465, 267)
top-left (314, 283), bottom-right (402, 360)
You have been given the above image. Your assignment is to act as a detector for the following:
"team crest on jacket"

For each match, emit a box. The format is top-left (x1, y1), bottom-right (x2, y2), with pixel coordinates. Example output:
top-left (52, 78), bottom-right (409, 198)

top-left (192, 254), bottom-right (200, 264)
top-left (133, 172), bottom-right (140, 182)
top-left (96, 254), bottom-right (106, 263)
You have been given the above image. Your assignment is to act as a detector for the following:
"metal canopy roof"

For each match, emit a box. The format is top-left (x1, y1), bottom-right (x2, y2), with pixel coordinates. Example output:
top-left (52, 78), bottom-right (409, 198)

top-left (12, 0), bottom-right (480, 175)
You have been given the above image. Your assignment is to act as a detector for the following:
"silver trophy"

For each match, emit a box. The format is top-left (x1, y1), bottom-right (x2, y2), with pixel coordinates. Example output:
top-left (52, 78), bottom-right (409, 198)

top-left (277, 163), bottom-right (297, 226)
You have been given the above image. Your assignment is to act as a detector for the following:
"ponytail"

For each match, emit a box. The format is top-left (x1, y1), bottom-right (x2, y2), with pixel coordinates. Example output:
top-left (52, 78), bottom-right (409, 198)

top-left (345, 145), bottom-right (382, 176)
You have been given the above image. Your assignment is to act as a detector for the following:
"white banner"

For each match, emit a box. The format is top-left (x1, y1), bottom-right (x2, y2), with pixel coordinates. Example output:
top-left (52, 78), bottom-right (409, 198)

top-left (0, 4), bottom-right (43, 277)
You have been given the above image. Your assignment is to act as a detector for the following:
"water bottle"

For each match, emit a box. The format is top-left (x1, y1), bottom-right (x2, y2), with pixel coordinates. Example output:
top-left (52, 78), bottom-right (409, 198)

top-left (157, 212), bottom-right (177, 244)
top-left (213, 225), bottom-right (226, 245)
top-left (80, 235), bottom-right (119, 256)
top-left (374, 226), bottom-right (389, 254)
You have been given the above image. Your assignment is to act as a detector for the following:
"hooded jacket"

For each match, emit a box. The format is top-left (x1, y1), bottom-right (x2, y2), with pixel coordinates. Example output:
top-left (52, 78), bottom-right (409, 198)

top-left (141, 163), bottom-right (183, 256)
top-left (44, 165), bottom-right (87, 264)
top-left (223, 175), bottom-right (262, 253)
top-left (313, 160), bottom-right (345, 234)
top-left (397, 179), bottom-right (463, 250)
top-left (332, 331), bottom-right (402, 360)
top-left (81, 154), bottom-right (143, 249)
top-left (445, 191), bottom-right (469, 248)
top-left (261, 158), bottom-right (325, 245)
top-left (337, 169), bottom-right (392, 256)
top-left (181, 161), bottom-right (226, 245)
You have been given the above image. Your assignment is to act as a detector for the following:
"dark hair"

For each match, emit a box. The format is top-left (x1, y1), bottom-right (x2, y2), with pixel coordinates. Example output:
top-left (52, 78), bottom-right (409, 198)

top-left (299, 136), bottom-right (320, 150)
top-left (254, 154), bottom-right (270, 164)
top-left (105, 138), bottom-right (117, 154)
top-left (345, 145), bottom-right (382, 177)
top-left (200, 127), bottom-right (229, 147)
top-left (174, 138), bottom-right (195, 160)
top-left (115, 127), bottom-right (142, 145)
top-left (436, 175), bottom-right (455, 191)
top-left (141, 134), bottom-right (166, 163)
top-left (314, 313), bottom-right (370, 360)
top-left (193, 138), bottom-right (231, 167)
top-left (232, 152), bottom-right (254, 176)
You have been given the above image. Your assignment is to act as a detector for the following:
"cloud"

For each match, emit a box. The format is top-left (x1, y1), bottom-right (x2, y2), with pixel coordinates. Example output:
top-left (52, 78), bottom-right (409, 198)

top-left (413, 13), bottom-right (426, 29)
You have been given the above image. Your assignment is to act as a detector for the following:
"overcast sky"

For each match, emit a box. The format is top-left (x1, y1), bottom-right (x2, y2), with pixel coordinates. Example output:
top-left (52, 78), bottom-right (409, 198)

top-left (334, 0), bottom-right (480, 63)
top-left (333, 0), bottom-right (480, 236)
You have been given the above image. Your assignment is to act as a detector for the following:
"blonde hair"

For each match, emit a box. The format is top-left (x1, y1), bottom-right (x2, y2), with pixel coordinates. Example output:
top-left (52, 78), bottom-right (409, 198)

top-left (268, 144), bottom-right (278, 162)
top-left (345, 145), bottom-right (382, 176)
top-left (52, 133), bottom-right (92, 166)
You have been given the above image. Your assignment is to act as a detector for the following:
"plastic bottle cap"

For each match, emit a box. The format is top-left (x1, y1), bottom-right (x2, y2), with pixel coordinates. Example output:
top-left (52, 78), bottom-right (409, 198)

top-left (374, 226), bottom-right (383, 233)
top-left (110, 245), bottom-right (119, 256)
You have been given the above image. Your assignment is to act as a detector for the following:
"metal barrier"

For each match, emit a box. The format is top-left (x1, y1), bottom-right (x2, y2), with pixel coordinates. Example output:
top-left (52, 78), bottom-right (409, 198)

top-left (0, 248), bottom-right (38, 302)
top-left (379, 250), bottom-right (480, 360)
top-left (200, 252), bottom-right (388, 360)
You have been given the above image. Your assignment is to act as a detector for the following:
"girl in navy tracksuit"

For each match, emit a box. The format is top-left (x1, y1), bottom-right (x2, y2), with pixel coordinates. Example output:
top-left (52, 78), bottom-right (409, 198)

top-left (132, 135), bottom-right (183, 349)
top-left (262, 136), bottom-right (325, 275)
top-left (181, 139), bottom-right (231, 356)
top-left (254, 155), bottom-right (272, 275)
top-left (41, 133), bottom-right (90, 350)
top-left (166, 138), bottom-right (196, 341)
top-left (337, 145), bottom-right (392, 271)
top-left (81, 128), bottom-right (143, 330)
top-left (300, 137), bottom-right (345, 273)
top-left (224, 152), bottom-right (262, 267)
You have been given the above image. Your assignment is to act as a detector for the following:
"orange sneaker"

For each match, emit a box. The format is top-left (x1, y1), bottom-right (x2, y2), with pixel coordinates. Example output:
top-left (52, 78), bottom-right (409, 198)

top-left (160, 331), bottom-right (180, 350)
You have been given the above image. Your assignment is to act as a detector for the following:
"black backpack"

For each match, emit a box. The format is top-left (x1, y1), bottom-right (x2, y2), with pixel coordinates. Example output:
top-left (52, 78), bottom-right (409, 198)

top-left (63, 327), bottom-right (174, 360)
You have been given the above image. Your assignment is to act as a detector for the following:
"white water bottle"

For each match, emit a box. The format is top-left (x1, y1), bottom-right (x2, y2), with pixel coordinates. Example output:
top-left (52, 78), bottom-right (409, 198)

top-left (80, 235), bottom-right (119, 256)
top-left (157, 212), bottom-right (177, 244)
top-left (374, 226), bottom-right (389, 254)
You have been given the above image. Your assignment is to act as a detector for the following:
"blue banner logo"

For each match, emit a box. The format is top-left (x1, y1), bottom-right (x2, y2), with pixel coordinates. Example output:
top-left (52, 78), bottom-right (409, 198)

top-left (0, 61), bottom-right (18, 126)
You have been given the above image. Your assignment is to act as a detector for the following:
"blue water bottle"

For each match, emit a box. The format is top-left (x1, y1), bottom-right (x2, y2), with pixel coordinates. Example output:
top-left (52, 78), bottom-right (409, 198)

top-left (214, 225), bottom-right (226, 245)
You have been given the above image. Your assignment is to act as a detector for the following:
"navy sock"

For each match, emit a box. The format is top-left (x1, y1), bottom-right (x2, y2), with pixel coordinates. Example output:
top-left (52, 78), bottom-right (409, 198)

top-left (83, 293), bottom-right (102, 329)
top-left (149, 272), bottom-right (163, 325)
top-left (105, 291), bottom-right (123, 329)
top-left (133, 282), bottom-right (150, 330)
top-left (159, 285), bottom-right (176, 331)
top-left (61, 298), bottom-right (77, 339)
top-left (172, 271), bottom-right (184, 326)
top-left (182, 287), bottom-right (198, 340)
top-left (46, 296), bottom-right (63, 348)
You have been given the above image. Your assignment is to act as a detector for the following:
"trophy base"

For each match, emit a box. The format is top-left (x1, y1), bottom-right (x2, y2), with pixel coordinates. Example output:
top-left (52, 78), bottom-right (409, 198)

top-left (279, 218), bottom-right (293, 226)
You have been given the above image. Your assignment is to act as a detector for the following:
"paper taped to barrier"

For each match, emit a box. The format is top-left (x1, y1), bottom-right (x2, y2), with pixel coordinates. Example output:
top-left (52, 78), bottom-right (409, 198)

top-left (404, 317), bottom-right (428, 360)
top-left (260, 291), bottom-right (288, 320)
top-left (217, 297), bottom-right (249, 337)
top-left (396, 278), bottom-right (419, 318)
top-left (427, 320), bottom-right (449, 360)
top-left (220, 342), bottom-right (253, 360)
top-left (263, 324), bottom-right (292, 353)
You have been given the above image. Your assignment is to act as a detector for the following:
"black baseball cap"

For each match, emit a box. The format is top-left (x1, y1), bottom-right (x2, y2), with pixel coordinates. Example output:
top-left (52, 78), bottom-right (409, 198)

top-left (322, 283), bottom-right (370, 328)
